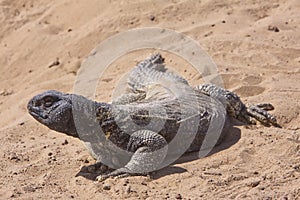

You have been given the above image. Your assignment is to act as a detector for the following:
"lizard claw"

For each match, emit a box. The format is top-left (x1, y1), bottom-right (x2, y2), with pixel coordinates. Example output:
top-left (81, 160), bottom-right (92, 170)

top-left (255, 103), bottom-right (274, 111)
top-left (96, 174), bottom-right (109, 182)
top-left (96, 171), bottom-right (131, 182)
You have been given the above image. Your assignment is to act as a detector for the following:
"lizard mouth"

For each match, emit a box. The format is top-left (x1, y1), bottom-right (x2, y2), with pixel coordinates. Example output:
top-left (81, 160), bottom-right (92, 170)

top-left (28, 105), bottom-right (49, 120)
top-left (30, 110), bottom-right (48, 119)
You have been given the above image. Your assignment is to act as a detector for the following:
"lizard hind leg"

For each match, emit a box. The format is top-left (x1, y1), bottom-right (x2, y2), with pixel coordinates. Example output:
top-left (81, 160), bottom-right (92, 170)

top-left (96, 130), bottom-right (168, 181)
top-left (195, 83), bottom-right (280, 127)
top-left (195, 83), bottom-right (253, 124)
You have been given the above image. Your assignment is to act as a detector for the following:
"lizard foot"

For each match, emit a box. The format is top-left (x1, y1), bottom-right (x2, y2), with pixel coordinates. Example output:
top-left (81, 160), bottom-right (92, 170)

top-left (97, 130), bottom-right (168, 181)
top-left (96, 169), bottom-right (147, 182)
top-left (247, 103), bottom-right (281, 127)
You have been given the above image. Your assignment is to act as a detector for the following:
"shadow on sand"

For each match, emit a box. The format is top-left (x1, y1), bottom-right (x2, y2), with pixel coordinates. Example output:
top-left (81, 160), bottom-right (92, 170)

top-left (151, 126), bottom-right (241, 179)
top-left (76, 126), bottom-right (241, 181)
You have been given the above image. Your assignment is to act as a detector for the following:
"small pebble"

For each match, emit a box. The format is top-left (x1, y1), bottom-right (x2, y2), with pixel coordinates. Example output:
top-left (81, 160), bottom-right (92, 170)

top-left (103, 184), bottom-right (111, 190)
top-left (175, 193), bottom-right (182, 199)
top-left (149, 15), bottom-right (155, 21)
top-left (268, 25), bottom-right (280, 32)
top-left (48, 58), bottom-right (60, 68)
top-left (247, 180), bottom-right (260, 188)
top-left (0, 90), bottom-right (13, 96)
top-left (126, 185), bottom-right (131, 194)
top-left (62, 139), bottom-right (69, 145)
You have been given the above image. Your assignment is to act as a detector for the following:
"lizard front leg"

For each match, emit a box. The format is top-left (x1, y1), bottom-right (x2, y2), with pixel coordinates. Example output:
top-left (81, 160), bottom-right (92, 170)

top-left (96, 130), bottom-right (168, 181)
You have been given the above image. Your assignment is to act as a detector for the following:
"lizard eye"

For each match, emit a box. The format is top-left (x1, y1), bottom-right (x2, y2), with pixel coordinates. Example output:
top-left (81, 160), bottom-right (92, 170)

top-left (43, 96), bottom-right (55, 107)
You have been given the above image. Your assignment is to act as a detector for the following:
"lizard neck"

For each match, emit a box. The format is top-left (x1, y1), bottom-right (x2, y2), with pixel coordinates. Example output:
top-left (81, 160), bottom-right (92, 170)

top-left (96, 103), bottom-right (130, 149)
top-left (96, 103), bottom-right (120, 139)
top-left (70, 94), bottom-right (110, 140)
top-left (71, 95), bottom-right (129, 148)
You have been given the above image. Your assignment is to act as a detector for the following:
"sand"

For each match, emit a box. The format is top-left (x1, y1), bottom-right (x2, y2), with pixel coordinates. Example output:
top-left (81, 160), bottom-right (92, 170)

top-left (0, 0), bottom-right (299, 199)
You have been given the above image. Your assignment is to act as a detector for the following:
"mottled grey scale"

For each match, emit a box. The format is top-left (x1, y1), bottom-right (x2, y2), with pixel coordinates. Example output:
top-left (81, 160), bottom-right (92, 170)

top-left (195, 84), bottom-right (245, 118)
top-left (27, 53), bottom-right (280, 182)
top-left (195, 84), bottom-right (279, 127)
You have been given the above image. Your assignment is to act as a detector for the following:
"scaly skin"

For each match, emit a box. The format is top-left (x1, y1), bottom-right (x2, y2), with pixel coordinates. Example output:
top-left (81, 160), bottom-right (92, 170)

top-left (27, 87), bottom-right (227, 181)
top-left (27, 53), bottom-right (279, 181)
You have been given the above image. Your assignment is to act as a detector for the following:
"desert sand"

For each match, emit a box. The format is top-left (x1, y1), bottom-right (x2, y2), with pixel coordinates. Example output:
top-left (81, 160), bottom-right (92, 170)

top-left (0, 0), bottom-right (299, 199)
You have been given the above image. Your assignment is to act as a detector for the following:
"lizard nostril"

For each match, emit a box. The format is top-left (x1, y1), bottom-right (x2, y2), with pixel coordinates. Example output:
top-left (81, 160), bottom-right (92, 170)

top-left (27, 100), bottom-right (33, 110)
top-left (27, 99), bottom-right (40, 110)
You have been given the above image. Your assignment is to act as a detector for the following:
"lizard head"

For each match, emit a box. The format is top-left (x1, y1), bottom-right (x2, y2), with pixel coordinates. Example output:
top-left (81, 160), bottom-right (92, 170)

top-left (27, 90), bottom-right (78, 137)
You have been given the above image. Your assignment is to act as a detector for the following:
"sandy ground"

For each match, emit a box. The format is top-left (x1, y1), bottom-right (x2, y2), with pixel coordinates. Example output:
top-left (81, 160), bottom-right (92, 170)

top-left (0, 0), bottom-right (300, 199)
